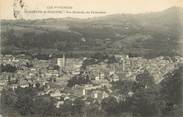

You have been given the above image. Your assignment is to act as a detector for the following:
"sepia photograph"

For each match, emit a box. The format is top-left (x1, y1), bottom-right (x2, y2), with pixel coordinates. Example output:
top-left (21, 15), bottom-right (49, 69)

top-left (0, 0), bottom-right (183, 117)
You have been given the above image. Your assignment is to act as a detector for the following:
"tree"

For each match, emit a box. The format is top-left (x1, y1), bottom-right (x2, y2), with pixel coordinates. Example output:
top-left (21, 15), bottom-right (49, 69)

top-left (32, 95), bottom-right (56, 116)
top-left (112, 80), bottom-right (136, 96)
top-left (72, 97), bottom-right (85, 116)
top-left (128, 86), bottom-right (163, 117)
top-left (85, 99), bottom-right (101, 117)
top-left (160, 64), bottom-right (183, 116)
top-left (1, 88), bottom-right (17, 108)
top-left (14, 87), bottom-right (38, 115)
top-left (101, 96), bottom-right (119, 115)
top-left (59, 99), bottom-right (73, 117)
top-left (67, 74), bottom-right (90, 87)
top-left (1, 64), bottom-right (17, 73)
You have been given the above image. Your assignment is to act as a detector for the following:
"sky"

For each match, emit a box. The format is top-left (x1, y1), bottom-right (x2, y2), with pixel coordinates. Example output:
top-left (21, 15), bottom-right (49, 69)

top-left (0, 0), bottom-right (183, 19)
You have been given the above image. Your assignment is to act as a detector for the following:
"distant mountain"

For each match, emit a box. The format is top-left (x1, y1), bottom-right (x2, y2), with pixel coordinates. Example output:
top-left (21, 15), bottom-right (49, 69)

top-left (1, 7), bottom-right (183, 58)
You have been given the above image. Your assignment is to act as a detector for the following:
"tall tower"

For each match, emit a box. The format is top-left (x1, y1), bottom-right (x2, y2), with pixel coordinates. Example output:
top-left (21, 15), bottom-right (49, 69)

top-left (62, 53), bottom-right (66, 67)
top-left (57, 58), bottom-right (62, 67)
top-left (82, 88), bottom-right (86, 96)
top-left (57, 53), bottom-right (66, 68)
top-left (120, 58), bottom-right (125, 72)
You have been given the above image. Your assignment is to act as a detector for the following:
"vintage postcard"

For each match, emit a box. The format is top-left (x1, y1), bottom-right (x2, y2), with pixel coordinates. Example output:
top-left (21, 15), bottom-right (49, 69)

top-left (0, 0), bottom-right (183, 117)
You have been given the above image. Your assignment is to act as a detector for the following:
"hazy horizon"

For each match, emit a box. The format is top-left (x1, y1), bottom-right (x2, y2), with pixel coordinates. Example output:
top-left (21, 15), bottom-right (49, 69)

top-left (1, 6), bottom-right (183, 21)
top-left (1, 0), bottom-right (183, 20)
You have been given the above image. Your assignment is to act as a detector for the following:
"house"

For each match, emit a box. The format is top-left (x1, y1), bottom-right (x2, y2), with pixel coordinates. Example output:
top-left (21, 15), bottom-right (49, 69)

top-left (50, 89), bottom-right (63, 100)
top-left (89, 90), bottom-right (109, 100)
top-left (19, 79), bottom-right (29, 88)
top-left (56, 101), bottom-right (64, 108)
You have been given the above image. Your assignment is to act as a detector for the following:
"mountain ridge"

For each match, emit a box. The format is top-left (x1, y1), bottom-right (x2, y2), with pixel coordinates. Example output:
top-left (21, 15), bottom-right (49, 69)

top-left (1, 7), bottom-right (183, 58)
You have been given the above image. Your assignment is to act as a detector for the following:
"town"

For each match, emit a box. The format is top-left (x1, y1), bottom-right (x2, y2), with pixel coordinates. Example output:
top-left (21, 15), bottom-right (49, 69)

top-left (1, 53), bottom-right (183, 117)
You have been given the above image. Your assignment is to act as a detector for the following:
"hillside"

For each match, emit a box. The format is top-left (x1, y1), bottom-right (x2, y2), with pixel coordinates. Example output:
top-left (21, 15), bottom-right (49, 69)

top-left (1, 7), bottom-right (183, 58)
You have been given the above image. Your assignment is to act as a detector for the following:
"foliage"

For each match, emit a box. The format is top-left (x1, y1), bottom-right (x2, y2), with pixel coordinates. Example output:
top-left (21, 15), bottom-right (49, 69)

top-left (67, 73), bottom-right (90, 87)
top-left (1, 64), bottom-right (17, 73)
top-left (101, 96), bottom-right (119, 115)
top-left (160, 64), bottom-right (183, 116)
top-left (127, 86), bottom-right (163, 117)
